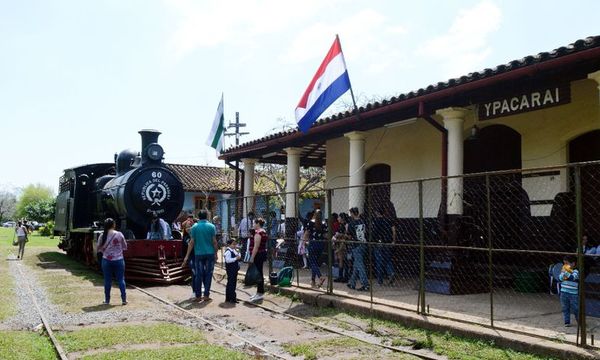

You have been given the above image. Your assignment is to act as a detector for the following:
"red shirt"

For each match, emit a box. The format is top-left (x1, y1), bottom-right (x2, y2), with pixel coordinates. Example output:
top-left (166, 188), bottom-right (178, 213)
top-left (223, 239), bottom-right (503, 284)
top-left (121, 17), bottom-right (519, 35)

top-left (249, 229), bottom-right (268, 253)
top-left (332, 220), bottom-right (340, 234)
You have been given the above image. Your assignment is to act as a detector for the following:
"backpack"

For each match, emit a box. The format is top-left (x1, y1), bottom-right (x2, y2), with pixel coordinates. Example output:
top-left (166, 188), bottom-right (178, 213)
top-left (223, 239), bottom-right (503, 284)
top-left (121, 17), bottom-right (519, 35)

top-left (277, 266), bottom-right (294, 287)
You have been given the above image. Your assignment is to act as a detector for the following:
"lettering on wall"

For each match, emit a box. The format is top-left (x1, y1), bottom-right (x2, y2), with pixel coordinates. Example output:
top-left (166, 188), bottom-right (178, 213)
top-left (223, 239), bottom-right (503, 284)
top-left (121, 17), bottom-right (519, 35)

top-left (478, 84), bottom-right (571, 121)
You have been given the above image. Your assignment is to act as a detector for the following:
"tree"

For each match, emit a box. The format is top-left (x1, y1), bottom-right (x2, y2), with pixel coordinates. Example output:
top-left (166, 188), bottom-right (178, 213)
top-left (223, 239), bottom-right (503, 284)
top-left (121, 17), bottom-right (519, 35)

top-left (258, 118), bottom-right (326, 207)
top-left (0, 191), bottom-right (17, 222)
top-left (16, 184), bottom-right (55, 220)
top-left (255, 163), bottom-right (325, 207)
top-left (24, 198), bottom-right (56, 223)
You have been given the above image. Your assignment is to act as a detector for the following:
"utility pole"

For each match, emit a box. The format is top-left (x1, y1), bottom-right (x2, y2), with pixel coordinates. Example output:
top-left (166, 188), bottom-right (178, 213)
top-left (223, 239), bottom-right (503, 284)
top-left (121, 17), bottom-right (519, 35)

top-left (224, 112), bottom-right (249, 218)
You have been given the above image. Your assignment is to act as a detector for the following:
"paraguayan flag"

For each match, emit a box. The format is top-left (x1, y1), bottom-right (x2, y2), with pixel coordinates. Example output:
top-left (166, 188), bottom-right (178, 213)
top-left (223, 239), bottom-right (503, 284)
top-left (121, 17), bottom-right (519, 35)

top-left (295, 36), bottom-right (352, 133)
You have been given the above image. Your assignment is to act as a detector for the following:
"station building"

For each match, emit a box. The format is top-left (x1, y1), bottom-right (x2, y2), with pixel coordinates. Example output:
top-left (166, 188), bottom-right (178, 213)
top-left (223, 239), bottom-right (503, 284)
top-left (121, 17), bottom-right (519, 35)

top-left (220, 36), bottom-right (600, 293)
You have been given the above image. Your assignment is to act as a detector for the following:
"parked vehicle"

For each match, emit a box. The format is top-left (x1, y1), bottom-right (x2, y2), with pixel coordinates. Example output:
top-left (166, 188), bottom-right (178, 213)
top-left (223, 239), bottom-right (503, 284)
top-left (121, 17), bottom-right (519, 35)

top-left (2, 221), bottom-right (16, 228)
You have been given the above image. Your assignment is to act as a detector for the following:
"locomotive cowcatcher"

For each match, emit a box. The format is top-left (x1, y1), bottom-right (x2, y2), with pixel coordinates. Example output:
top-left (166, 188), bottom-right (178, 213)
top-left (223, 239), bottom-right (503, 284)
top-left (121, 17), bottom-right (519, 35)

top-left (54, 129), bottom-right (190, 283)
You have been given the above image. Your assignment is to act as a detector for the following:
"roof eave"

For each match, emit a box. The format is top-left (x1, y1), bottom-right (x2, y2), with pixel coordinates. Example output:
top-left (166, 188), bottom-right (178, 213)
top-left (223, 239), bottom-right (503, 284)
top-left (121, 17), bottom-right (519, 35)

top-left (220, 42), bottom-right (600, 161)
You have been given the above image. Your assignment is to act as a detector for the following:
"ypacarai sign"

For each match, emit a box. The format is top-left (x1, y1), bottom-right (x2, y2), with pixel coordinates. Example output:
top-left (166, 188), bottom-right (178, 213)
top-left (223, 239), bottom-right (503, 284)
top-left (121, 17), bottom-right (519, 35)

top-left (478, 84), bottom-right (571, 120)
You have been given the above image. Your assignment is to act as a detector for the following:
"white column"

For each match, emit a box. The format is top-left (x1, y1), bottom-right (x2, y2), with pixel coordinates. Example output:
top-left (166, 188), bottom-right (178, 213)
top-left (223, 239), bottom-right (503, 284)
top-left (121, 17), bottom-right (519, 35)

top-left (588, 71), bottom-right (600, 102)
top-left (436, 107), bottom-right (468, 215)
top-left (242, 158), bottom-right (257, 216)
top-left (284, 147), bottom-right (302, 218)
top-left (345, 131), bottom-right (367, 212)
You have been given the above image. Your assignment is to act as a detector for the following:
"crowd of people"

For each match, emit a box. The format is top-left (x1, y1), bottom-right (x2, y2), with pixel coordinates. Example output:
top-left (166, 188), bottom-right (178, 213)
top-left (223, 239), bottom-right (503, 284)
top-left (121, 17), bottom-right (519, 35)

top-left (92, 206), bottom-right (595, 329)
top-left (181, 209), bottom-right (267, 304)
top-left (288, 206), bottom-right (398, 292)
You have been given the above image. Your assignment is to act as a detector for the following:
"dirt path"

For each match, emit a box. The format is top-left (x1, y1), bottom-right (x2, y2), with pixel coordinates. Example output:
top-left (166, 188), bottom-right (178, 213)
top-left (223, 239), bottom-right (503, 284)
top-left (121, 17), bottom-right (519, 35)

top-left (2, 250), bottom-right (178, 331)
top-left (1, 249), bottom-right (440, 359)
top-left (143, 275), bottom-right (436, 359)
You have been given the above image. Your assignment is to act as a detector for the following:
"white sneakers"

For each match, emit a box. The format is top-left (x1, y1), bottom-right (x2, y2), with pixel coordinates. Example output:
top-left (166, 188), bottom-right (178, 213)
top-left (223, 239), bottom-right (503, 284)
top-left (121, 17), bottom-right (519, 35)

top-left (249, 293), bottom-right (264, 302)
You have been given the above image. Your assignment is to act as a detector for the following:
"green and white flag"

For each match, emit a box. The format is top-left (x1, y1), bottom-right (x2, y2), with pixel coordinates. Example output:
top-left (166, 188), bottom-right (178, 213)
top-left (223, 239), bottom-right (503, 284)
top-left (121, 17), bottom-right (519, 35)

top-left (206, 94), bottom-right (225, 153)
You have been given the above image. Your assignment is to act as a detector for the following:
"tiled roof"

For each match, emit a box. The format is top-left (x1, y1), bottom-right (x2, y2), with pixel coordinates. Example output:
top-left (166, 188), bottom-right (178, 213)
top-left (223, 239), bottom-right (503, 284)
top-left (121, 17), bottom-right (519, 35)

top-left (221, 35), bottom-right (600, 156)
top-left (166, 164), bottom-right (236, 193)
top-left (166, 163), bottom-right (277, 194)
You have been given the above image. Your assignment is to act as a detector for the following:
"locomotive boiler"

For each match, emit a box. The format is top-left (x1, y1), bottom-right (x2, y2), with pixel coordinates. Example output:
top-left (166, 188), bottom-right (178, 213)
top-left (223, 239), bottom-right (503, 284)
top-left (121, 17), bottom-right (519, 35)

top-left (54, 129), bottom-right (189, 283)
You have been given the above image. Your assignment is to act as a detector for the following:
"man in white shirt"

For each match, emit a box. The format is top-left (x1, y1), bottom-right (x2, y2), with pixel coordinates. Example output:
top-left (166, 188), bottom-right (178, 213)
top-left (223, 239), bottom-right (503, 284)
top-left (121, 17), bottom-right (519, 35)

top-left (238, 211), bottom-right (254, 261)
top-left (147, 214), bottom-right (172, 240)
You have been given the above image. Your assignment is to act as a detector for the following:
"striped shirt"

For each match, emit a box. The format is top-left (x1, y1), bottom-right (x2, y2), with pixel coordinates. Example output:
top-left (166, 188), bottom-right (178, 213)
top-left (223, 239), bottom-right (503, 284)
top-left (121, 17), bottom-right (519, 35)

top-left (560, 268), bottom-right (579, 295)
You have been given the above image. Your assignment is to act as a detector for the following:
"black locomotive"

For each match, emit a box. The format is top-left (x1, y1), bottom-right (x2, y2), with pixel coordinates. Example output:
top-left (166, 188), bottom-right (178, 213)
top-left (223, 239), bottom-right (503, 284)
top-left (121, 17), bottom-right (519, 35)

top-left (54, 129), bottom-right (189, 283)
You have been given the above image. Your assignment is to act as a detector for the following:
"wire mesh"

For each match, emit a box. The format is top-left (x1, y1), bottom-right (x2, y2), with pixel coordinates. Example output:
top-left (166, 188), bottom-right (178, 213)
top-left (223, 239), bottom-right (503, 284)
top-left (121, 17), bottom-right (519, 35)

top-left (204, 162), bottom-right (600, 347)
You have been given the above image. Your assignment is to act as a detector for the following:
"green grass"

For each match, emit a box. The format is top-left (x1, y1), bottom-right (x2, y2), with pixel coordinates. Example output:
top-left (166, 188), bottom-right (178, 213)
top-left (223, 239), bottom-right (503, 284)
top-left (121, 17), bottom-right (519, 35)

top-left (0, 245), bottom-right (15, 320)
top-left (57, 323), bottom-right (249, 360)
top-left (0, 226), bottom-right (59, 324)
top-left (305, 308), bottom-right (555, 360)
top-left (0, 331), bottom-right (57, 360)
top-left (0, 227), bottom-right (60, 248)
top-left (283, 337), bottom-right (419, 360)
top-left (283, 341), bottom-right (317, 360)
top-left (80, 344), bottom-right (249, 360)
top-left (56, 323), bottom-right (205, 353)
top-left (22, 249), bottom-right (157, 313)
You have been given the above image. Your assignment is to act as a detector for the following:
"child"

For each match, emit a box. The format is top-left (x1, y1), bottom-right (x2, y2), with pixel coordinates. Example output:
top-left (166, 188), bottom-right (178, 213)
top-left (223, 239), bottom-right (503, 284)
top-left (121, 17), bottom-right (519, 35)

top-left (559, 255), bottom-right (579, 327)
top-left (224, 239), bottom-right (241, 303)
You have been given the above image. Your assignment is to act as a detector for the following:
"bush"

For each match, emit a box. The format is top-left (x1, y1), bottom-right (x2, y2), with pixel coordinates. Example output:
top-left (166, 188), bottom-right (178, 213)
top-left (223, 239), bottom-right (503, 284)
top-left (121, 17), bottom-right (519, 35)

top-left (24, 199), bottom-right (55, 223)
top-left (38, 221), bottom-right (54, 237)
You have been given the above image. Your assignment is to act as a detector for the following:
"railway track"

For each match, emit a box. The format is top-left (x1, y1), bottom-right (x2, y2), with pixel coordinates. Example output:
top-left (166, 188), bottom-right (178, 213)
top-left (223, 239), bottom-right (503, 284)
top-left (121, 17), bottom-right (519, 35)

top-left (15, 263), bottom-right (68, 360)
top-left (133, 280), bottom-right (443, 360)
top-left (16, 257), bottom-right (440, 360)
top-left (130, 284), bottom-right (286, 359)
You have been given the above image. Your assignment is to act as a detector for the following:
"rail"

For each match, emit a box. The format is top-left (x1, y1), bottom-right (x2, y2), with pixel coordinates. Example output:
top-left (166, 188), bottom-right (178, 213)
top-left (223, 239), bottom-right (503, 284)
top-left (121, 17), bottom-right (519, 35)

top-left (15, 264), bottom-right (68, 360)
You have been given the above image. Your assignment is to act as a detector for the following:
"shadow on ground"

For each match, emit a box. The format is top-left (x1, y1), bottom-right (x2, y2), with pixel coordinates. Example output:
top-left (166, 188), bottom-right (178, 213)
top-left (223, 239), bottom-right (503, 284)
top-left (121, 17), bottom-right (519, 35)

top-left (34, 251), bottom-right (104, 286)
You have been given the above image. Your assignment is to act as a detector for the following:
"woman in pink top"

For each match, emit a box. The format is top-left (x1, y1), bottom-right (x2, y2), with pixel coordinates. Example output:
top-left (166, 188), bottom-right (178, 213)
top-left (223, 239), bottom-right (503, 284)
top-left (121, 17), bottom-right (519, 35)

top-left (97, 218), bottom-right (128, 305)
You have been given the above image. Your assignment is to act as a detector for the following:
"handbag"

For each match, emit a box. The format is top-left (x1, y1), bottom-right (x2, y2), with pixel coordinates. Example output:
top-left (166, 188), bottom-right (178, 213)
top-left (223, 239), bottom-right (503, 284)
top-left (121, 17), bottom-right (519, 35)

top-left (12, 235), bottom-right (18, 246)
top-left (244, 263), bottom-right (261, 286)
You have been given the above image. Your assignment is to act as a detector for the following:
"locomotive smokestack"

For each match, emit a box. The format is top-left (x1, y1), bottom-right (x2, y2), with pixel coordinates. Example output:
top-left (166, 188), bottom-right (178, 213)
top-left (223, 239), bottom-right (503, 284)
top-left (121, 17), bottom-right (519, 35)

top-left (139, 129), bottom-right (162, 164)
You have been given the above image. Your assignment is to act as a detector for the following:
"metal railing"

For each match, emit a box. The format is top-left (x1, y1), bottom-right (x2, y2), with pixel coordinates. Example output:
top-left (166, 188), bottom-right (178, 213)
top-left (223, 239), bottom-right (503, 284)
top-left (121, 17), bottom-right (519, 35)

top-left (209, 161), bottom-right (600, 348)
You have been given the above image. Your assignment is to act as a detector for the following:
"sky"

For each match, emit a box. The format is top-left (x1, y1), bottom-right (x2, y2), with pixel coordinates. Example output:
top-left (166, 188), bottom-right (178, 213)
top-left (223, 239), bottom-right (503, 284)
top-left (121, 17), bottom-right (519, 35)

top-left (1, 0), bottom-right (599, 194)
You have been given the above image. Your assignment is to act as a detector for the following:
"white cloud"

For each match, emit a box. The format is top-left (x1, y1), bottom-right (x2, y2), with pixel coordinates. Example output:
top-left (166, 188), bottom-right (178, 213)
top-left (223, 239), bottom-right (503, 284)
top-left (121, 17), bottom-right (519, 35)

top-left (417, 0), bottom-right (501, 78)
top-left (163, 0), bottom-right (337, 60)
top-left (281, 9), bottom-right (409, 75)
top-left (282, 9), bottom-right (386, 64)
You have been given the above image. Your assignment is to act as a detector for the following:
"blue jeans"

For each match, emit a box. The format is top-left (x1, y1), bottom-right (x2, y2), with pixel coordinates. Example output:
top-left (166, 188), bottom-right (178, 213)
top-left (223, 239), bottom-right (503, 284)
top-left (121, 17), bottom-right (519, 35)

top-left (188, 257), bottom-right (197, 295)
top-left (374, 245), bottom-right (395, 284)
top-left (560, 292), bottom-right (579, 324)
top-left (308, 242), bottom-right (324, 281)
top-left (348, 245), bottom-right (369, 288)
top-left (194, 254), bottom-right (215, 298)
top-left (102, 258), bottom-right (126, 303)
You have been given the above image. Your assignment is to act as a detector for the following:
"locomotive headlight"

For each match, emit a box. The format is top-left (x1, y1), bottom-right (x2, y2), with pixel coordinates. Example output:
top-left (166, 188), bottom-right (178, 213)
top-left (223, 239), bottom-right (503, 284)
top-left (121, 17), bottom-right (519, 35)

top-left (146, 143), bottom-right (164, 161)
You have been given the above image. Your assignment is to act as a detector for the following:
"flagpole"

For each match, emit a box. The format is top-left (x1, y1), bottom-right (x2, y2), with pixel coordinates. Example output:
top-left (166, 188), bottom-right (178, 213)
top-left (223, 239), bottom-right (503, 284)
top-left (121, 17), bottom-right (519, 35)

top-left (336, 34), bottom-right (360, 118)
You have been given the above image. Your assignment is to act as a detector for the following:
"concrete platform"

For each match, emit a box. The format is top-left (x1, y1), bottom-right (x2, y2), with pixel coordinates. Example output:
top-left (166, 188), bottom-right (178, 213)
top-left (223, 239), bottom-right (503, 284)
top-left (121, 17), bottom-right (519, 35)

top-left (215, 260), bottom-right (600, 360)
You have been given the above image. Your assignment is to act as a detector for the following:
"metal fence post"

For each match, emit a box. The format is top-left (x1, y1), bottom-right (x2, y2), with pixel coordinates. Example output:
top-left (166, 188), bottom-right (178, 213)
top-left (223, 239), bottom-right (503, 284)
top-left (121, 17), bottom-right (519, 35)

top-left (267, 195), bottom-right (273, 276)
top-left (486, 175), bottom-right (494, 327)
top-left (326, 189), bottom-right (333, 294)
top-left (368, 212), bottom-right (374, 307)
top-left (575, 165), bottom-right (587, 347)
top-left (295, 191), bottom-right (301, 287)
top-left (418, 180), bottom-right (426, 314)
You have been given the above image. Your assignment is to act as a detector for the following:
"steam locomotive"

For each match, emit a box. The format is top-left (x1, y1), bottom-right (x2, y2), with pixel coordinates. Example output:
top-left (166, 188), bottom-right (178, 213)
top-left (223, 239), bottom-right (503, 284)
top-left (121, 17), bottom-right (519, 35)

top-left (54, 129), bottom-right (190, 283)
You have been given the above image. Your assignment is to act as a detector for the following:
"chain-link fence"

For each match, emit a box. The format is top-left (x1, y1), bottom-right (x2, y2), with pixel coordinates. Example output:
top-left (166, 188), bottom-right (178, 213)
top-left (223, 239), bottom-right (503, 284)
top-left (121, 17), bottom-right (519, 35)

top-left (209, 162), bottom-right (600, 348)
